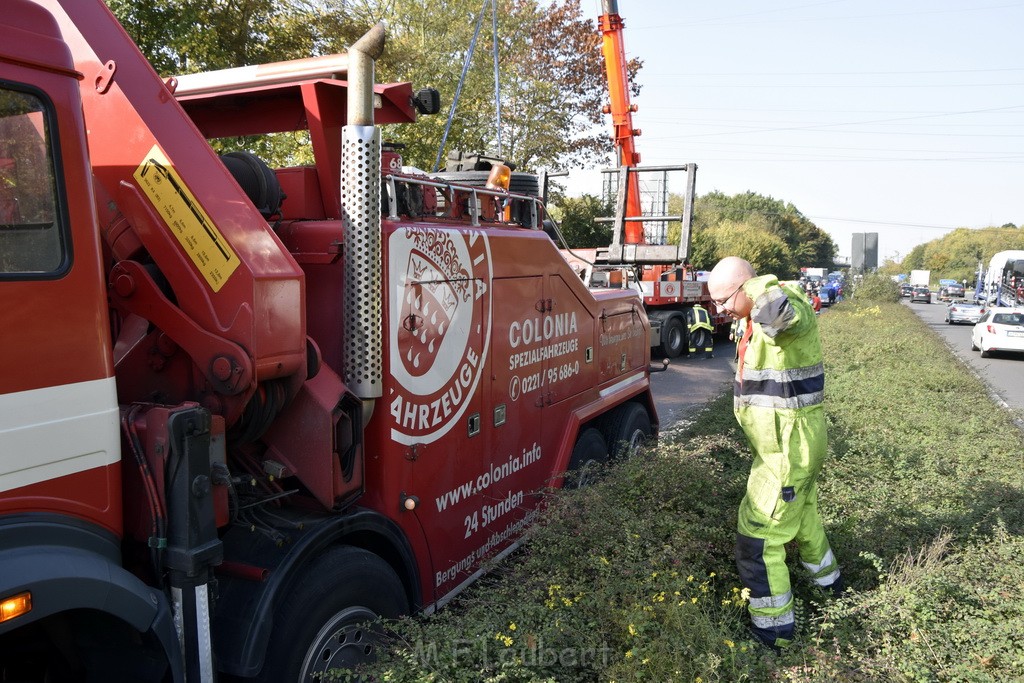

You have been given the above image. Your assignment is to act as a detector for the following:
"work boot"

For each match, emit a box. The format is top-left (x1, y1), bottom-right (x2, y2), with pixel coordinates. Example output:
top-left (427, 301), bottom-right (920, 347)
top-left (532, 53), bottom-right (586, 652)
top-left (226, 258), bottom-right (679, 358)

top-left (747, 624), bottom-right (791, 654)
top-left (824, 574), bottom-right (845, 597)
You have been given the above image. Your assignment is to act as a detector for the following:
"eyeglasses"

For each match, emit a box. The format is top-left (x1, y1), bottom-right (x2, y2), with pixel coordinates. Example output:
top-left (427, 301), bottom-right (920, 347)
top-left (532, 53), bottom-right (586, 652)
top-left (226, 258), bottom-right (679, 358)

top-left (712, 282), bottom-right (745, 307)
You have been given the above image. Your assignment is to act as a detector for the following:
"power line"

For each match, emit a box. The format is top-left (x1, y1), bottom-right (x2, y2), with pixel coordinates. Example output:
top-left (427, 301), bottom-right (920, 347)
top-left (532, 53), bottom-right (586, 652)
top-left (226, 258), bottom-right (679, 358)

top-left (806, 215), bottom-right (973, 230)
top-left (635, 1), bottom-right (1024, 30)
top-left (646, 67), bottom-right (1024, 78)
top-left (656, 104), bottom-right (1024, 140)
top-left (640, 80), bottom-right (1024, 89)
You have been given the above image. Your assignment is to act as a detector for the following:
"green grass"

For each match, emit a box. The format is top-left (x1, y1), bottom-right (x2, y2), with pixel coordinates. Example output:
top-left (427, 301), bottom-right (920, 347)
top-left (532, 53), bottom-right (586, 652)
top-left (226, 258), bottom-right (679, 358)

top-left (345, 298), bottom-right (1024, 682)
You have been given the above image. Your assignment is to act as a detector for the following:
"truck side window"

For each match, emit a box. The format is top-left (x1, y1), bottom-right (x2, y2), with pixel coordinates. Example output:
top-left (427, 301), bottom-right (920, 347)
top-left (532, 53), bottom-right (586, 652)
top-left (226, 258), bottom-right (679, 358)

top-left (0, 85), bottom-right (65, 275)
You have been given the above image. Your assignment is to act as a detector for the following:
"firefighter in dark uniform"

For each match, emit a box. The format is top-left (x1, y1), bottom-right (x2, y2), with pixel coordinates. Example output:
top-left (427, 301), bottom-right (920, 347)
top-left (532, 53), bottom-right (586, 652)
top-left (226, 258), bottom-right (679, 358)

top-left (686, 304), bottom-right (714, 358)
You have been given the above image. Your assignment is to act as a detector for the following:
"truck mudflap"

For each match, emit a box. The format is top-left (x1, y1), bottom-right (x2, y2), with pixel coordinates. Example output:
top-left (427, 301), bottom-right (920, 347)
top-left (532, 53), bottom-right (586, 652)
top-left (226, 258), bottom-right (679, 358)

top-left (0, 515), bottom-right (183, 682)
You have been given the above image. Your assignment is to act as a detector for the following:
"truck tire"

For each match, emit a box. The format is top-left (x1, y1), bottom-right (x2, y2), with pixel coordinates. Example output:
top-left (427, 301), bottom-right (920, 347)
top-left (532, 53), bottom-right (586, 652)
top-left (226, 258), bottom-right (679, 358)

top-left (432, 171), bottom-right (540, 197)
top-left (566, 427), bottom-right (608, 488)
top-left (659, 317), bottom-right (686, 358)
top-left (255, 546), bottom-right (407, 682)
top-left (603, 402), bottom-right (653, 461)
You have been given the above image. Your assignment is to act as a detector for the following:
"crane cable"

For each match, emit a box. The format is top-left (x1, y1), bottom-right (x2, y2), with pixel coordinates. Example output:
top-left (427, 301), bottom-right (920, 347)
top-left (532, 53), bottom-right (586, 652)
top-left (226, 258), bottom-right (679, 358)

top-left (433, 0), bottom-right (503, 171)
top-left (491, 0), bottom-right (502, 156)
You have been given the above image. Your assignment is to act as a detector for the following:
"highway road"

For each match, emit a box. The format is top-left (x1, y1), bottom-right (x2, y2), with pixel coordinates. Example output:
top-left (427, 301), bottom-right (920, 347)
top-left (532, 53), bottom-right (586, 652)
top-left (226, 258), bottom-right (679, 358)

top-left (903, 294), bottom-right (1024, 414)
top-left (650, 293), bottom-right (1024, 432)
top-left (650, 338), bottom-right (736, 430)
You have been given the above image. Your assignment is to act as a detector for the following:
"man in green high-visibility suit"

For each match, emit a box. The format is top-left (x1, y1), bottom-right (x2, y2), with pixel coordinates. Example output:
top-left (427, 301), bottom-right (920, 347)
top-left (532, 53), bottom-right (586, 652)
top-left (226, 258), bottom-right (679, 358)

top-left (707, 256), bottom-right (842, 650)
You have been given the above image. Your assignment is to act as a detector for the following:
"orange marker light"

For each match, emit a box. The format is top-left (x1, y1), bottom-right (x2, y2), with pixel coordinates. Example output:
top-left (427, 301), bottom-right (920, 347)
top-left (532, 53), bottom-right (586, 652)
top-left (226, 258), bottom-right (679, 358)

top-left (485, 163), bottom-right (511, 191)
top-left (0, 592), bottom-right (31, 623)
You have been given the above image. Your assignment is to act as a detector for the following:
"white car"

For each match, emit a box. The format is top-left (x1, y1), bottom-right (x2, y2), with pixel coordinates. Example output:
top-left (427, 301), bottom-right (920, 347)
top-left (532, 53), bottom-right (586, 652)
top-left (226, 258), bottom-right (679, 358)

top-left (971, 308), bottom-right (1024, 358)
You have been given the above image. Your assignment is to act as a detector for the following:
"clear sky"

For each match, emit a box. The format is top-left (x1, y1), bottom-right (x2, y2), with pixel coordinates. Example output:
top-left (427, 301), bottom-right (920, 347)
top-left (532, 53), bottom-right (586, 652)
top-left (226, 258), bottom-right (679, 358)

top-left (565, 0), bottom-right (1024, 264)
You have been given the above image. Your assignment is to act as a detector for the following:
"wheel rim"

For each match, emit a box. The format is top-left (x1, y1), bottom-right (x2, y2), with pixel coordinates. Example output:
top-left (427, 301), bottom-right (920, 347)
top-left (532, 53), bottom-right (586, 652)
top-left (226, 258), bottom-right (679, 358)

top-left (298, 606), bottom-right (380, 681)
top-left (669, 326), bottom-right (682, 349)
top-left (622, 427), bottom-right (648, 458)
top-left (572, 458), bottom-right (601, 487)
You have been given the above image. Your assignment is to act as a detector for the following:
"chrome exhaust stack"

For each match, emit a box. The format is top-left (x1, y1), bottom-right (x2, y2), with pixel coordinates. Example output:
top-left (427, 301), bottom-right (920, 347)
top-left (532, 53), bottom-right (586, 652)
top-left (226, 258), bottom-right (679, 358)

top-left (342, 24), bottom-right (385, 404)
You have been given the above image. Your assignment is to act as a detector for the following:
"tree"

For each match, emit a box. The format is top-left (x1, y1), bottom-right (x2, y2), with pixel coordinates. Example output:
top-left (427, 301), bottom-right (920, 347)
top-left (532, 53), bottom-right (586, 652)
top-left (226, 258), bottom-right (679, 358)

top-left (108, 0), bottom-right (635, 174)
top-left (894, 224), bottom-right (1024, 284)
top-left (106, 0), bottom-right (349, 73)
top-left (694, 219), bottom-right (791, 276)
top-left (678, 191), bottom-right (836, 277)
top-left (549, 194), bottom-right (612, 248)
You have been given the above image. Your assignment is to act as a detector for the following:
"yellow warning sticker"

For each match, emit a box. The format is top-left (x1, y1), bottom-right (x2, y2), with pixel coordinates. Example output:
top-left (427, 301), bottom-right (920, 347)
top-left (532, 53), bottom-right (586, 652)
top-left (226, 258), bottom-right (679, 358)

top-left (134, 145), bottom-right (238, 292)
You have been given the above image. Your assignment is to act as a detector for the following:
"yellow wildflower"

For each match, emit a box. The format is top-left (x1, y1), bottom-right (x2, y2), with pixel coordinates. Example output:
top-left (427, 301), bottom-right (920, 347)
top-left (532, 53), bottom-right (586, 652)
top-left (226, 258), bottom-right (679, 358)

top-left (625, 650), bottom-right (634, 659)
top-left (724, 639), bottom-right (735, 649)
top-left (628, 624), bottom-right (637, 636)
top-left (687, 575), bottom-right (694, 582)
top-left (509, 622), bottom-right (517, 631)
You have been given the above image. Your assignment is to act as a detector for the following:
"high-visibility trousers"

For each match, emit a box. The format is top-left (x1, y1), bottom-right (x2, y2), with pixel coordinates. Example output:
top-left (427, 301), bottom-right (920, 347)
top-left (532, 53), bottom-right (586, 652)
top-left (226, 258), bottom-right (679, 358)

top-left (736, 453), bottom-right (840, 647)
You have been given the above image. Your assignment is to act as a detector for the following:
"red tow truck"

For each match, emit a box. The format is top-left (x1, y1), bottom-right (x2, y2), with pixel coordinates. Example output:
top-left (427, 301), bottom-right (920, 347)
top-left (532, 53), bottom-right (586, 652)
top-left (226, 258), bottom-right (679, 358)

top-left (0, 1), bottom-right (656, 680)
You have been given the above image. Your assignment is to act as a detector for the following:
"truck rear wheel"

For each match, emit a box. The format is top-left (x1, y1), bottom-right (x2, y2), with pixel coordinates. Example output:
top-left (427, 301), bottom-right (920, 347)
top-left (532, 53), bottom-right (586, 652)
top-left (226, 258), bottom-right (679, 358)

top-left (659, 317), bottom-right (686, 358)
top-left (566, 428), bottom-right (609, 487)
top-left (256, 546), bottom-right (407, 682)
top-left (603, 402), bottom-right (653, 461)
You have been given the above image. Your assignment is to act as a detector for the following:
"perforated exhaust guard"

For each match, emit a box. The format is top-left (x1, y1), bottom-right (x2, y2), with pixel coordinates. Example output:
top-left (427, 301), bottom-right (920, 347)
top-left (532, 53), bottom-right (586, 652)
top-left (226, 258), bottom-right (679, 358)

top-left (342, 26), bottom-right (385, 400)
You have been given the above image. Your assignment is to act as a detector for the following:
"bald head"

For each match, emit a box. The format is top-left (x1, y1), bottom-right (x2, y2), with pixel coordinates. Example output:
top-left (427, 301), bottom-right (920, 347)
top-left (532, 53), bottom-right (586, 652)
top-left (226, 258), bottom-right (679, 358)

top-left (708, 256), bottom-right (756, 318)
top-left (708, 257), bottom-right (755, 297)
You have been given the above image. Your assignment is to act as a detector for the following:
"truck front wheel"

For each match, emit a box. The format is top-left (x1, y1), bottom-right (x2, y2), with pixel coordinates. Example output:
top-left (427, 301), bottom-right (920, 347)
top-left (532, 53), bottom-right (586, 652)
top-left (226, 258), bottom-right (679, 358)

top-left (256, 546), bottom-right (407, 682)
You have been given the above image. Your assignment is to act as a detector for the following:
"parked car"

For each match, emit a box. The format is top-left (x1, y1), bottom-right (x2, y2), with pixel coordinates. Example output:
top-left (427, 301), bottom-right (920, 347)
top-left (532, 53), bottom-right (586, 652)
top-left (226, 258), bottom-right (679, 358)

top-left (971, 307), bottom-right (1024, 358)
top-left (900, 283), bottom-right (913, 297)
top-left (910, 286), bottom-right (931, 303)
top-left (946, 299), bottom-right (985, 325)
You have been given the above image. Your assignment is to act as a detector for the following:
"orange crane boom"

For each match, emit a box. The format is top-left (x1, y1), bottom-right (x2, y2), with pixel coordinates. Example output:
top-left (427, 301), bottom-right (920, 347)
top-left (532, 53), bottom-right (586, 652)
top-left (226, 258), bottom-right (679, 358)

top-left (599, 0), bottom-right (644, 244)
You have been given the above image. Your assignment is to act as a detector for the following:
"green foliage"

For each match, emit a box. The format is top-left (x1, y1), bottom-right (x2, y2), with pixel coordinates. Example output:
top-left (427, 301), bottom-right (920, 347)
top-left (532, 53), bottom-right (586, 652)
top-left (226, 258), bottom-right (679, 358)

top-left (348, 428), bottom-right (772, 682)
top-left (849, 273), bottom-right (900, 303)
top-left (107, 0), bottom-right (625, 173)
top-left (678, 191), bottom-right (837, 277)
top-left (549, 194), bottom-right (612, 248)
top-left (896, 224), bottom-right (1024, 284)
top-left (345, 299), bottom-right (1024, 682)
top-left (106, 0), bottom-right (347, 73)
top-left (693, 218), bottom-right (792, 277)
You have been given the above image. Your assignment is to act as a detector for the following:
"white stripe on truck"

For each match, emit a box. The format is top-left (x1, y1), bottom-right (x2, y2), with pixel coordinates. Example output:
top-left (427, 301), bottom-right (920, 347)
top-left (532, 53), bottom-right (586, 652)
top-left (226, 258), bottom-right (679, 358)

top-left (0, 377), bottom-right (120, 492)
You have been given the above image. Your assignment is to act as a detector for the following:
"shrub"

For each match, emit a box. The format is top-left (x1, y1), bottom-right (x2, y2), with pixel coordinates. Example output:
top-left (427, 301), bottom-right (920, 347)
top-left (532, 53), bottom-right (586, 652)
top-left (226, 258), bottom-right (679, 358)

top-left (338, 299), bottom-right (1024, 682)
top-left (849, 273), bottom-right (900, 303)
